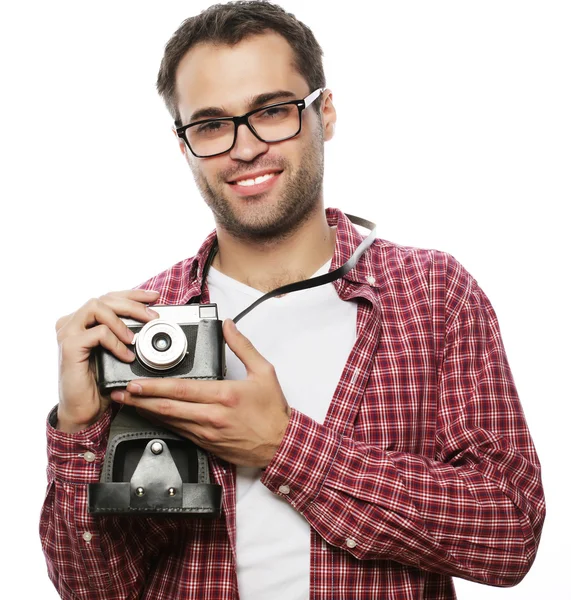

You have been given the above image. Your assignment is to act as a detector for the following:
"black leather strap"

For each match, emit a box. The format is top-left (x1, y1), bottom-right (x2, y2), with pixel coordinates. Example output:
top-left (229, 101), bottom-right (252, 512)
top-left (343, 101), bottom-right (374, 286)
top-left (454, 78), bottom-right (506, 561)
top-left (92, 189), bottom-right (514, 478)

top-left (199, 214), bottom-right (377, 323)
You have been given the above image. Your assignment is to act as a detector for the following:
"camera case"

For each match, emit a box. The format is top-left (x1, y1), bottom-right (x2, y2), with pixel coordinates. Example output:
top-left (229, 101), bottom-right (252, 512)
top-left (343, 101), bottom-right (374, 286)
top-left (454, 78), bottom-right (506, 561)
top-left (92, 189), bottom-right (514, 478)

top-left (88, 304), bottom-right (224, 516)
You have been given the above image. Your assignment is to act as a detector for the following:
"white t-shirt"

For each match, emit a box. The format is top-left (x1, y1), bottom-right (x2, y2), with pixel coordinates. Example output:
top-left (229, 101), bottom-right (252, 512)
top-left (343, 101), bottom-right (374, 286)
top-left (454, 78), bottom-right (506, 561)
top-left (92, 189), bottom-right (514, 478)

top-left (207, 260), bottom-right (358, 599)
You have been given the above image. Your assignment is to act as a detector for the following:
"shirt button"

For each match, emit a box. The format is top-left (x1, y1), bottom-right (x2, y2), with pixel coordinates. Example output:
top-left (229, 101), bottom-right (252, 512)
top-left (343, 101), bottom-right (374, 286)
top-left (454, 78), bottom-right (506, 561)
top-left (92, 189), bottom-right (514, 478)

top-left (366, 275), bottom-right (376, 285)
top-left (83, 451), bottom-right (96, 463)
top-left (278, 485), bottom-right (291, 495)
top-left (346, 537), bottom-right (357, 549)
top-left (82, 532), bottom-right (93, 543)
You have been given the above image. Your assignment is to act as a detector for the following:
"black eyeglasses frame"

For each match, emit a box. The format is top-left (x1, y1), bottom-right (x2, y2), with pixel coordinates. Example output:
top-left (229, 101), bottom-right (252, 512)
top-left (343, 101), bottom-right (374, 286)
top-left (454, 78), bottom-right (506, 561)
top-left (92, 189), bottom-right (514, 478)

top-left (175, 88), bottom-right (324, 158)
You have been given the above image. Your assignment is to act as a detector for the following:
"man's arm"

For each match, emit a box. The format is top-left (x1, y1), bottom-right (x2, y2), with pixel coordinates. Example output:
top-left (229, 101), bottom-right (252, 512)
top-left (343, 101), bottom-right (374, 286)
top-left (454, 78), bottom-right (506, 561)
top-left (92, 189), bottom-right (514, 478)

top-left (114, 261), bottom-right (545, 586)
top-left (40, 407), bottom-right (149, 599)
top-left (261, 270), bottom-right (545, 586)
top-left (41, 290), bottom-right (162, 599)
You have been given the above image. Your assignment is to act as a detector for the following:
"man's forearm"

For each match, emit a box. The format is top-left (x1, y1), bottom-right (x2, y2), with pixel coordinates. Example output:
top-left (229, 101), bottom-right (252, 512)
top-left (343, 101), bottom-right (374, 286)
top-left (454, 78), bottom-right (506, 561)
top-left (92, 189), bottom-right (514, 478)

top-left (262, 408), bottom-right (545, 586)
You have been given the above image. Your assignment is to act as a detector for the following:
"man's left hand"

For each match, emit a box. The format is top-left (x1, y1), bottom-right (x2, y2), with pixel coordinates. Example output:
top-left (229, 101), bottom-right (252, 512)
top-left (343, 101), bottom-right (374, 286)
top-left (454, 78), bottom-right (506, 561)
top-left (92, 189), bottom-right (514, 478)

top-left (110, 319), bottom-right (291, 468)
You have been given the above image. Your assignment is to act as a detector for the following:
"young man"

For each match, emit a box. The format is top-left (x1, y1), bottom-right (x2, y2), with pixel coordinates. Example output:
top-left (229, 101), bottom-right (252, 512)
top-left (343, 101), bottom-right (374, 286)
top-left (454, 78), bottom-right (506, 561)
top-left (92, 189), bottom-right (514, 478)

top-left (41, 2), bottom-right (545, 599)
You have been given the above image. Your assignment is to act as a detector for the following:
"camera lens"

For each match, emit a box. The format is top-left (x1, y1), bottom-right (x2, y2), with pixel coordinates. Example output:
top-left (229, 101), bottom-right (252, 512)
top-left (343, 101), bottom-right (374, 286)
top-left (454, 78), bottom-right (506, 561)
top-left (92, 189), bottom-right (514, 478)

top-left (134, 319), bottom-right (188, 370)
top-left (151, 332), bottom-right (172, 353)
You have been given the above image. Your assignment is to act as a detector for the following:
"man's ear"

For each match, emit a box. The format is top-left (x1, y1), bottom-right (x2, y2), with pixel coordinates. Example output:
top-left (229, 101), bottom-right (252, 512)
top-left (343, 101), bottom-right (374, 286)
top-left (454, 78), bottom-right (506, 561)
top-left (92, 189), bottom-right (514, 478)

top-left (320, 89), bottom-right (337, 142)
top-left (172, 127), bottom-right (186, 155)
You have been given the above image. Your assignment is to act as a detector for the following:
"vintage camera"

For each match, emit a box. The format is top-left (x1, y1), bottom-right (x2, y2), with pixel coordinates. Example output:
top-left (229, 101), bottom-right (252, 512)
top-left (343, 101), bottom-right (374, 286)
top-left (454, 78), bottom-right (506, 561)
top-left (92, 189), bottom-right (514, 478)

top-left (95, 303), bottom-right (225, 390)
top-left (88, 304), bottom-right (224, 517)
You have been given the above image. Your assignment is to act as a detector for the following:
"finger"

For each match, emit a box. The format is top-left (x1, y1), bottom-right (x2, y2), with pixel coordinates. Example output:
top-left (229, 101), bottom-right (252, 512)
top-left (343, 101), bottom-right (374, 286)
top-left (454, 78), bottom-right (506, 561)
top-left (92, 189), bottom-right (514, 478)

top-left (135, 407), bottom-right (196, 430)
top-left (102, 288), bottom-right (161, 304)
top-left (135, 410), bottom-right (206, 447)
top-left (115, 391), bottom-right (213, 425)
top-left (91, 294), bottom-right (161, 325)
top-left (61, 324), bottom-right (136, 364)
top-left (55, 312), bottom-right (74, 333)
top-left (222, 319), bottom-right (268, 376)
top-left (56, 289), bottom-right (159, 336)
top-left (125, 377), bottom-right (224, 404)
top-left (68, 296), bottom-right (159, 345)
top-left (59, 301), bottom-right (135, 346)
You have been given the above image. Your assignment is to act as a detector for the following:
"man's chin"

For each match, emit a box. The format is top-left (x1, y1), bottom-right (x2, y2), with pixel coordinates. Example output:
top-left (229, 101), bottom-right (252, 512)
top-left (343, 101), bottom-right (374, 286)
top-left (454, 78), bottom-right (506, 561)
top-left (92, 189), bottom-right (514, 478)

top-left (215, 203), bottom-right (297, 241)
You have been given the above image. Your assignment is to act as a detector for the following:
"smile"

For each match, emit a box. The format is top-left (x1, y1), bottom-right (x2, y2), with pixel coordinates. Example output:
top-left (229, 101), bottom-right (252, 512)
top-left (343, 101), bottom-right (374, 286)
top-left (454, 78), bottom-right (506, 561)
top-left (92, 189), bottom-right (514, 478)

top-left (227, 170), bottom-right (283, 197)
top-left (235, 173), bottom-right (277, 187)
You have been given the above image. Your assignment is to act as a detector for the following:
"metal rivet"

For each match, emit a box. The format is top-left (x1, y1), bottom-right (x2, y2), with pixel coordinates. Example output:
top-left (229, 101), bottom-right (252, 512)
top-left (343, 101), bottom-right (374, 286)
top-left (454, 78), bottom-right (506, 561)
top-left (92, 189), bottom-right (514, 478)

top-left (168, 488), bottom-right (176, 496)
top-left (151, 442), bottom-right (163, 455)
top-left (135, 487), bottom-right (145, 496)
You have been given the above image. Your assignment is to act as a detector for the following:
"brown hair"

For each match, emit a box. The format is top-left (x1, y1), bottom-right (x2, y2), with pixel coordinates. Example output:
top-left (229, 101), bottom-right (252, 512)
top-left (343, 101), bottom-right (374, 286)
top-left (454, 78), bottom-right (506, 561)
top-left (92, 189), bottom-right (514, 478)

top-left (157, 1), bottom-right (326, 125)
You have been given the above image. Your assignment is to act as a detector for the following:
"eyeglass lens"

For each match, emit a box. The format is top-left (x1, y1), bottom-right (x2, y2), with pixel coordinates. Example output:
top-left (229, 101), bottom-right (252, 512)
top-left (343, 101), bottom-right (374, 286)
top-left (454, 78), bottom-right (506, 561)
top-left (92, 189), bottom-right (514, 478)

top-left (187, 104), bottom-right (300, 157)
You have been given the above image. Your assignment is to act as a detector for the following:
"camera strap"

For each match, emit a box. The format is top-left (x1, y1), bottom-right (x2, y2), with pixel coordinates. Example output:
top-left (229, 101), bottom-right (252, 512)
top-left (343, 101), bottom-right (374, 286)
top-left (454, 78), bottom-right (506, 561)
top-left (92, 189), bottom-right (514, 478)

top-left (200, 213), bottom-right (377, 324)
top-left (89, 213), bottom-right (376, 516)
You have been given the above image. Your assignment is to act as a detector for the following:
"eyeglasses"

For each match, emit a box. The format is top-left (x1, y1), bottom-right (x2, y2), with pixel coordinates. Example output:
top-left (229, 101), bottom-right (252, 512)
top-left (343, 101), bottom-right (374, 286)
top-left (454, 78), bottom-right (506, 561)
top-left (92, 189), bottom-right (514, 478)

top-left (176, 88), bottom-right (324, 158)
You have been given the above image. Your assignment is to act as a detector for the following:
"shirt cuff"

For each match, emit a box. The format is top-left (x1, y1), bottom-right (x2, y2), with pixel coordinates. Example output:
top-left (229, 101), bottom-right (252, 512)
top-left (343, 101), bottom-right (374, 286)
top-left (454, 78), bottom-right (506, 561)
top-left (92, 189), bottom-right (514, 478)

top-left (46, 404), bottom-right (114, 483)
top-left (261, 408), bottom-right (342, 512)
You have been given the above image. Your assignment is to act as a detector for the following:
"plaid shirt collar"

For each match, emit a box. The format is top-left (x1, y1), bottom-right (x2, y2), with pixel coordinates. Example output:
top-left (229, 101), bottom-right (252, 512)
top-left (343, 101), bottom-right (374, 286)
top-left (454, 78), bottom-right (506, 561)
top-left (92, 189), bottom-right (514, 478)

top-left (185, 208), bottom-right (381, 303)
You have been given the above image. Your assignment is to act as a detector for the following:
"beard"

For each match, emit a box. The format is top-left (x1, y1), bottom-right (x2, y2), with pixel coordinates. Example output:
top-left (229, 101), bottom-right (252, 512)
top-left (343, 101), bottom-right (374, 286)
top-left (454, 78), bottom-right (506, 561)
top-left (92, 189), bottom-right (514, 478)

top-left (187, 129), bottom-right (325, 243)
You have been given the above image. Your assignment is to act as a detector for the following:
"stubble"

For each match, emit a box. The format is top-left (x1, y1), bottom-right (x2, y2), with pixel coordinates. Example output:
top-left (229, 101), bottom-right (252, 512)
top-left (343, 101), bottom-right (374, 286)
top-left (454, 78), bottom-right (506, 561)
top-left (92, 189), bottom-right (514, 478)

top-left (188, 129), bottom-right (325, 244)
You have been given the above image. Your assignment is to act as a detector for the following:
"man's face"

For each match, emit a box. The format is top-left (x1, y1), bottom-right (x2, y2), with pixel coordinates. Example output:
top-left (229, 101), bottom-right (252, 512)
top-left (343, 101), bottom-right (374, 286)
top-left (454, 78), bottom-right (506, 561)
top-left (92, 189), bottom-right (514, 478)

top-left (175, 32), bottom-right (335, 241)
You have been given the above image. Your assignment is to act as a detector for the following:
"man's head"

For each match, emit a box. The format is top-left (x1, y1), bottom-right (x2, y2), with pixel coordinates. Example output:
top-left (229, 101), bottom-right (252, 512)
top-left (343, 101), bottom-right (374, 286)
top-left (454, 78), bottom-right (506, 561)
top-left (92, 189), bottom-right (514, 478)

top-left (157, 1), bottom-right (336, 242)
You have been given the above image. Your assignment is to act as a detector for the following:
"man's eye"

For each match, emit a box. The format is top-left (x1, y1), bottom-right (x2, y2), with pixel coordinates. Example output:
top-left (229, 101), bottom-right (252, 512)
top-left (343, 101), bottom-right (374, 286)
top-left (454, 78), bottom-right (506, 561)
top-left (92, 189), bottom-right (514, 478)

top-left (259, 106), bottom-right (291, 119)
top-left (196, 121), bottom-right (230, 135)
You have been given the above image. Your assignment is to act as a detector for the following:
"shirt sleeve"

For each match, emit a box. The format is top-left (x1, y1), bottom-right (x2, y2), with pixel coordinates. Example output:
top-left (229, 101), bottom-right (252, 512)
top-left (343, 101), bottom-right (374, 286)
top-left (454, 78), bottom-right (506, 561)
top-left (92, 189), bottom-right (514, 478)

top-left (261, 257), bottom-right (545, 587)
top-left (40, 405), bottom-right (151, 599)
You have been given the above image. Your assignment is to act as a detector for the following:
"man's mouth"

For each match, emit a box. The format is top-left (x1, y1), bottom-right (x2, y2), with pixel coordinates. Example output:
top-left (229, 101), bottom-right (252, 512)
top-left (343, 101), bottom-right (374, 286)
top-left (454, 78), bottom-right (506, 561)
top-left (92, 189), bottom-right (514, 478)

top-left (235, 172), bottom-right (278, 187)
top-left (226, 169), bottom-right (283, 197)
top-left (228, 169), bottom-right (283, 185)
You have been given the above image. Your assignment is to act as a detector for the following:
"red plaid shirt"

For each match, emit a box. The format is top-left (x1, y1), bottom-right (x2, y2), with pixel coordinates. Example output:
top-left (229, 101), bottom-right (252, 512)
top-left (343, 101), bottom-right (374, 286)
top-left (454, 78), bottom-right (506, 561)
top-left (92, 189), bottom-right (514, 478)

top-left (40, 208), bottom-right (545, 599)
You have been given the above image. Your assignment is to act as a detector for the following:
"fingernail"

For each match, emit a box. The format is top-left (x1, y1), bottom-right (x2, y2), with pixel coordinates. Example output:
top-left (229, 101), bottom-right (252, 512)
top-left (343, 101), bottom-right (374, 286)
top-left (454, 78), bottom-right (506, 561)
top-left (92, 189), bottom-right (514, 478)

top-left (126, 349), bottom-right (136, 360)
top-left (111, 391), bottom-right (124, 402)
top-left (127, 383), bottom-right (142, 394)
top-left (146, 306), bottom-right (160, 318)
top-left (227, 319), bottom-right (237, 332)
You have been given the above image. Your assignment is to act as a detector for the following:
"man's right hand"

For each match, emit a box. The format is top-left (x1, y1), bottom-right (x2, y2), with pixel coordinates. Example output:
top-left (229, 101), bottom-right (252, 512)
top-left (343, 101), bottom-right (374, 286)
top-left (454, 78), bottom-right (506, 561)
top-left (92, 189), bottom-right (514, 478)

top-left (55, 289), bottom-right (160, 433)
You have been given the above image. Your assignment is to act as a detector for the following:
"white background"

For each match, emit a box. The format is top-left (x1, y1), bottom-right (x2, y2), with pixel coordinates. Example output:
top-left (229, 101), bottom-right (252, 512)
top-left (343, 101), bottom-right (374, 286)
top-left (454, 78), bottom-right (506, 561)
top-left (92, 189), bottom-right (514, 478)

top-left (0, 1), bottom-right (569, 598)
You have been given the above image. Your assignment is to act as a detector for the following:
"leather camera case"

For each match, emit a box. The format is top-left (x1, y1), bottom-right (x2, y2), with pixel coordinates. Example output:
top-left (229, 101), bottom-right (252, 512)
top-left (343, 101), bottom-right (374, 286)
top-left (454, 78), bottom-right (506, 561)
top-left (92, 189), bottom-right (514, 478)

top-left (88, 307), bottom-right (224, 516)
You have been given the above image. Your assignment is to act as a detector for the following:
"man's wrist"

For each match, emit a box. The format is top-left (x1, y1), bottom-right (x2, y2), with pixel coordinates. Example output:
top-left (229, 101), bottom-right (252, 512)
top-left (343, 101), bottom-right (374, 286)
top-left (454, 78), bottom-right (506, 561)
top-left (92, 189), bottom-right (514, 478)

top-left (56, 408), bottom-right (104, 434)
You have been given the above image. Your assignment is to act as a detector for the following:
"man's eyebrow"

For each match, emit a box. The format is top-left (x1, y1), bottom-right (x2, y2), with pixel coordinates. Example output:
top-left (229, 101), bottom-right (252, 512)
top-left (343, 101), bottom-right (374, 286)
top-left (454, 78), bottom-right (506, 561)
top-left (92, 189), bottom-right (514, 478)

top-left (188, 90), bottom-right (298, 123)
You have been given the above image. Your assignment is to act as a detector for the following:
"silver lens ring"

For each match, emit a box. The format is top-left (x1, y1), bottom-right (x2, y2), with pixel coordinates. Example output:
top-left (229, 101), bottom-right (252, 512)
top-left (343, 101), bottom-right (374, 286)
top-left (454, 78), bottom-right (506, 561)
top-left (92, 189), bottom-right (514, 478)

top-left (135, 319), bottom-right (188, 370)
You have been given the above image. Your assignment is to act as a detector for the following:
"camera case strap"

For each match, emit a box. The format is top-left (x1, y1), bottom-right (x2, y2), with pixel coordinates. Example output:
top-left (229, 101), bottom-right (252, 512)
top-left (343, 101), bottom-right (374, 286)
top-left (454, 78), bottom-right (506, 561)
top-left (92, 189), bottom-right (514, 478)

top-left (88, 213), bottom-right (375, 517)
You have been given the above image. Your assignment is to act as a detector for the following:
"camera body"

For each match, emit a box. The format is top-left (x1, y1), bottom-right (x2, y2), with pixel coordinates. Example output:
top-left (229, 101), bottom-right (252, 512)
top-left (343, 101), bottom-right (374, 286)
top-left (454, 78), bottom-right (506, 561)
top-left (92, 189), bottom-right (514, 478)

top-left (95, 303), bottom-right (225, 392)
top-left (89, 303), bottom-right (224, 517)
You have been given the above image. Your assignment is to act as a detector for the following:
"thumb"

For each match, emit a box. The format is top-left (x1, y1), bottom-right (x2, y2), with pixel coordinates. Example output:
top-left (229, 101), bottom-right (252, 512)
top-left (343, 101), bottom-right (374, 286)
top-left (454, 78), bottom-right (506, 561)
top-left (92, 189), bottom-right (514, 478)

top-left (222, 319), bottom-right (266, 374)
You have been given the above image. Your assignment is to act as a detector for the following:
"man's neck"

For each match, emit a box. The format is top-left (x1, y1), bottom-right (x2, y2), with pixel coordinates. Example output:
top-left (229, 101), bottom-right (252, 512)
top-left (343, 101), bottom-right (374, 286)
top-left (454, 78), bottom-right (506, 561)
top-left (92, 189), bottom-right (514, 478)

top-left (212, 209), bottom-right (337, 293)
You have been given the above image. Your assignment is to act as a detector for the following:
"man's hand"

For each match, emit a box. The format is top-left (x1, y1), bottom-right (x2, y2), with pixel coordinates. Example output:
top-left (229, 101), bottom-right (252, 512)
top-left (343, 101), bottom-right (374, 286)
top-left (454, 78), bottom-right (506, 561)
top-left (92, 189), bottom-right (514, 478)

top-left (110, 319), bottom-right (291, 468)
top-left (55, 289), bottom-right (160, 433)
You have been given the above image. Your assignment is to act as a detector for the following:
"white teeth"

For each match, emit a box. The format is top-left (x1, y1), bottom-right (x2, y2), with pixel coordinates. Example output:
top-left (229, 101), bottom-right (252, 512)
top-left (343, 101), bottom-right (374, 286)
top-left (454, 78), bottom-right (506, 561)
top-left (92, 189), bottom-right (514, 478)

top-left (235, 172), bottom-right (276, 186)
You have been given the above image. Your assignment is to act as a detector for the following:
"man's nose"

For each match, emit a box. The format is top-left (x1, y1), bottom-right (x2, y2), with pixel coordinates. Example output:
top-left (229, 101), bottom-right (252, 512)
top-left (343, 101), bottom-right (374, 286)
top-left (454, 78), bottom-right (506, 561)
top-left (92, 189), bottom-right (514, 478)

top-left (229, 121), bottom-right (269, 161)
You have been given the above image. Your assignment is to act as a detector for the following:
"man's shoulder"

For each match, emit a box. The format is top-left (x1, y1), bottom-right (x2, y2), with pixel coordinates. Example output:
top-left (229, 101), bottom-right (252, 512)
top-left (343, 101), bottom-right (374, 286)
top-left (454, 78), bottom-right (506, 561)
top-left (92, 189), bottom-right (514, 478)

top-left (368, 237), bottom-right (476, 305)
top-left (370, 237), bottom-right (464, 278)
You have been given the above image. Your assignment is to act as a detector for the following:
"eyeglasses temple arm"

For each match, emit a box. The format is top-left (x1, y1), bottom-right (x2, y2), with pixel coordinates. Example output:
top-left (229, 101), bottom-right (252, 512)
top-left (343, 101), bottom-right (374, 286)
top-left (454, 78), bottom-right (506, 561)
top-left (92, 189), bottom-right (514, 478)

top-left (304, 88), bottom-right (325, 108)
